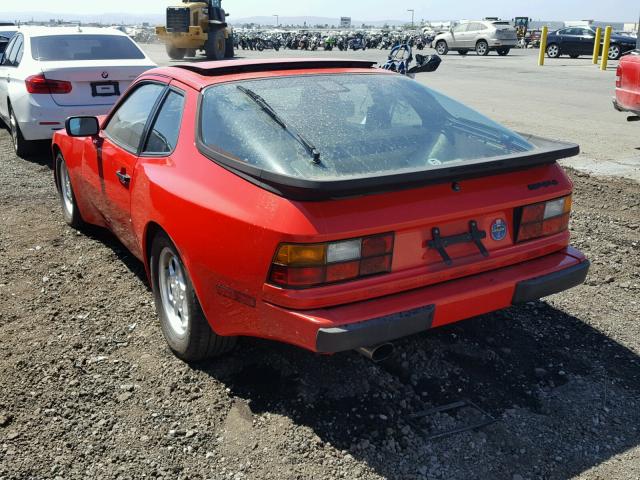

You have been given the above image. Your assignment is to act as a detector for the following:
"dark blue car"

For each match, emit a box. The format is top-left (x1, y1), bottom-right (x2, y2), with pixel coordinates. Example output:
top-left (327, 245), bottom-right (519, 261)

top-left (546, 27), bottom-right (636, 60)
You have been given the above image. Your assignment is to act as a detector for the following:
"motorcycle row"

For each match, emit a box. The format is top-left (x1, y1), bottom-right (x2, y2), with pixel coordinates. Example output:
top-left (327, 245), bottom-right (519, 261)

top-left (234, 31), bottom-right (437, 52)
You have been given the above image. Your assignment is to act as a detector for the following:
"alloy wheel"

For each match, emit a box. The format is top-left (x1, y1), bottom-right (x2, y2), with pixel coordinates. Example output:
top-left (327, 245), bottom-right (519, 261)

top-left (547, 44), bottom-right (559, 57)
top-left (9, 111), bottom-right (18, 152)
top-left (608, 45), bottom-right (620, 60)
top-left (58, 158), bottom-right (74, 217)
top-left (477, 42), bottom-right (488, 55)
top-left (158, 247), bottom-right (190, 337)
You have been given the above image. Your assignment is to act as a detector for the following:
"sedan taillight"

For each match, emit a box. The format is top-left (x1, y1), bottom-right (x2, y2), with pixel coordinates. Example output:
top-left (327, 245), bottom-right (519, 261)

top-left (516, 195), bottom-right (572, 242)
top-left (269, 233), bottom-right (394, 288)
top-left (25, 74), bottom-right (72, 94)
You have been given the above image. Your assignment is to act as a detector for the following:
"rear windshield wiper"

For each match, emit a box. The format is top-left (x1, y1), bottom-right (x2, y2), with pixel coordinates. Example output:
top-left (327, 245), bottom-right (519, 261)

top-left (236, 85), bottom-right (321, 165)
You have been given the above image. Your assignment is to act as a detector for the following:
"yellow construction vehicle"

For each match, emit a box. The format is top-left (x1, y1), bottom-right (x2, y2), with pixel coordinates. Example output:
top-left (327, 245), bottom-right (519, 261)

top-left (156, 0), bottom-right (234, 60)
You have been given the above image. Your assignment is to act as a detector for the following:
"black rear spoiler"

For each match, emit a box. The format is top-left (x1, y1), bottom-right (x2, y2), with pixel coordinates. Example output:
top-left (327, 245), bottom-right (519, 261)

top-left (198, 134), bottom-right (580, 201)
top-left (174, 59), bottom-right (377, 77)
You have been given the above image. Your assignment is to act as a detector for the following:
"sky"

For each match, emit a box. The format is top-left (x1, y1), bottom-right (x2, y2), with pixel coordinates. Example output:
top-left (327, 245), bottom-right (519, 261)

top-left (2, 0), bottom-right (639, 22)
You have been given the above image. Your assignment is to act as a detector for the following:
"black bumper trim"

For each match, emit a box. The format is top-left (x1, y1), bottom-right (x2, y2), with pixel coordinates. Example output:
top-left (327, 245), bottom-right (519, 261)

top-left (315, 305), bottom-right (434, 353)
top-left (512, 260), bottom-right (590, 304)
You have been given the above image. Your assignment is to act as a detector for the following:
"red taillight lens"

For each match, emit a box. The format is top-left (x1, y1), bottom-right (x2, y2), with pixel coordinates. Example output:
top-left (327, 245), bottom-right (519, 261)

top-left (616, 66), bottom-right (622, 88)
top-left (25, 74), bottom-right (72, 94)
top-left (269, 233), bottom-right (394, 288)
top-left (517, 195), bottom-right (572, 243)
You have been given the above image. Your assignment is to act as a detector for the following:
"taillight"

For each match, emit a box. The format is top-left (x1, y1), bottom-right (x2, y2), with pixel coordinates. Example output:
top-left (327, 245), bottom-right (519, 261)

top-left (25, 74), bottom-right (72, 94)
top-left (516, 195), bottom-right (572, 242)
top-left (616, 66), bottom-right (622, 88)
top-left (269, 233), bottom-right (394, 288)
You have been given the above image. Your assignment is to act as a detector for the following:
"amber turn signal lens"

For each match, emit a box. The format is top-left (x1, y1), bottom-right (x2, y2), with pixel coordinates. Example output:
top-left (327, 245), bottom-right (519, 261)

top-left (275, 244), bottom-right (326, 266)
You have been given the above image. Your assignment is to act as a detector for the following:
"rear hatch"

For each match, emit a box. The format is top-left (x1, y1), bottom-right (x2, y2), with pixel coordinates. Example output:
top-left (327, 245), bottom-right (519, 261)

top-left (493, 22), bottom-right (517, 40)
top-left (310, 162), bottom-right (572, 283)
top-left (41, 60), bottom-right (154, 106)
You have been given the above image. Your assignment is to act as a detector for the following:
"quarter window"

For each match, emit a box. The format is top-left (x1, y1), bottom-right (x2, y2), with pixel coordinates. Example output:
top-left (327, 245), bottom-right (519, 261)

top-left (104, 83), bottom-right (165, 152)
top-left (143, 90), bottom-right (185, 154)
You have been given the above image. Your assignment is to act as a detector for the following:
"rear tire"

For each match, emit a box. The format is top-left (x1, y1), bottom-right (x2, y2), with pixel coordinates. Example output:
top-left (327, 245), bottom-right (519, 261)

top-left (435, 40), bottom-right (448, 55)
top-left (496, 48), bottom-right (510, 56)
top-left (475, 40), bottom-right (489, 56)
top-left (9, 107), bottom-right (35, 158)
top-left (55, 151), bottom-right (85, 229)
top-left (224, 35), bottom-right (234, 58)
top-left (608, 44), bottom-right (622, 61)
top-left (166, 45), bottom-right (186, 60)
top-left (205, 28), bottom-right (226, 60)
top-left (546, 43), bottom-right (560, 58)
top-left (150, 232), bottom-right (237, 362)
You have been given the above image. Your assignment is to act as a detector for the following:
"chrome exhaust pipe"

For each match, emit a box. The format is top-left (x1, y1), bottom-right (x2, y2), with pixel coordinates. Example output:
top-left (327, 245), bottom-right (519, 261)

top-left (356, 343), bottom-right (394, 362)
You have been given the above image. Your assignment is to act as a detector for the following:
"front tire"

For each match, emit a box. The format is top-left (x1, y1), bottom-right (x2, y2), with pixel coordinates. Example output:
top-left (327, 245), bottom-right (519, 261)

top-left (546, 43), bottom-right (560, 58)
top-left (150, 232), bottom-right (237, 362)
top-left (476, 40), bottom-right (489, 56)
top-left (435, 40), bottom-right (448, 55)
top-left (9, 108), bottom-right (35, 158)
top-left (55, 151), bottom-right (84, 229)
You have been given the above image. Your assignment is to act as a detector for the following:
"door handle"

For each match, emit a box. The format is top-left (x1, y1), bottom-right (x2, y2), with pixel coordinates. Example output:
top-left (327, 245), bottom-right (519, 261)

top-left (116, 170), bottom-right (130, 186)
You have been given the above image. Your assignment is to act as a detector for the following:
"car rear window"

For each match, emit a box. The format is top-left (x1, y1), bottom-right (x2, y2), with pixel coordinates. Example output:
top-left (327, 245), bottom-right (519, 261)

top-left (199, 73), bottom-right (534, 181)
top-left (31, 34), bottom-right (145, 61)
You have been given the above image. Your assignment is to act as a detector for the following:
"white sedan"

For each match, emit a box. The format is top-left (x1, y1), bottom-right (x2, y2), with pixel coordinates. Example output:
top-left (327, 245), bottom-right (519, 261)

top-left (0, 26), bottom-right (156, 157)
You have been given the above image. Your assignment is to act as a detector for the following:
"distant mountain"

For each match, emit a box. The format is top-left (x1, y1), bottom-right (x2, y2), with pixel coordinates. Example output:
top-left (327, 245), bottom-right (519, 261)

top-left (3, 11), bottom-right (164, 25)
top-left (2, 11), bottom-right (407, 27)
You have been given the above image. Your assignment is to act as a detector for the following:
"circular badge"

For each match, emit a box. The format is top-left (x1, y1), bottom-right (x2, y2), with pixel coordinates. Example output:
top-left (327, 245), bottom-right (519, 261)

top-left (491, 219), bottom-right (508, 241)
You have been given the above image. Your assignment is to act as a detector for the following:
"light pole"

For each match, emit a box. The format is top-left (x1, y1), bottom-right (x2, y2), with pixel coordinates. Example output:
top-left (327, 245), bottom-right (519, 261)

top-left (407, 9), bottom-right (414, 28)
top-left (273, 14), bottom-right (279, 27)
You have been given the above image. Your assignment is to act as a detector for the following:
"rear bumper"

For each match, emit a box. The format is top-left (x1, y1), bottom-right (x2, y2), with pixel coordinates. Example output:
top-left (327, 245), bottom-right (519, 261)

top-left (17, 101), bottom-right (113, 141)
top-left (258, 247), bottom-right (589, 353)
top-left (613, 97), bottom-right (640, 116)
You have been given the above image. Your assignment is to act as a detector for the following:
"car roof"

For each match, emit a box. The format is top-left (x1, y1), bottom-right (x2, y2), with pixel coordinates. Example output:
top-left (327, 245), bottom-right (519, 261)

top-left (146, 58), bottom-right (381, 91)
top-left (10, 26), bottom-right (130, 38)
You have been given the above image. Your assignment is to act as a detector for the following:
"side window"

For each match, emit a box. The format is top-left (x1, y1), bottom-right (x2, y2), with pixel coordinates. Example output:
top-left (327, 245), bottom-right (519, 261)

top-left (2, 36), bottom-right (17, 65)
top-left (143, 90), bottom-right (185, 154)
top-left (14, 37), bottom-right (24, 65)
top-left (104, 83), bottom-right (165, 152)
top-left (452, 24), bottom-right (467, 33)
top-left (6, 35), bottom-right (22, 66)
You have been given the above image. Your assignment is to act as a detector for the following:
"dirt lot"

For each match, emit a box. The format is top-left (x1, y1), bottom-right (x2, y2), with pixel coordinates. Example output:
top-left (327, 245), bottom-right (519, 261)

top-left (0, 61), bottom-right (640, 479)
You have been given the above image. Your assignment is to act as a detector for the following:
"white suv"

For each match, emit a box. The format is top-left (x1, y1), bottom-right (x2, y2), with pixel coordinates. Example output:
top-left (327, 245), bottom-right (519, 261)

top-left (433, 21), bottom-right (518, 57)
top-left (0, 26), bottom-right (156, 157)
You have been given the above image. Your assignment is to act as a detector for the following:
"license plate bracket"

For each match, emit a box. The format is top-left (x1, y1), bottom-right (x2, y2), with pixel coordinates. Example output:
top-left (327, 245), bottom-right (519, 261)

top-left (90, 81), bottom-right (120, 97)
top-left (426, 220), bottom-right (489, 265)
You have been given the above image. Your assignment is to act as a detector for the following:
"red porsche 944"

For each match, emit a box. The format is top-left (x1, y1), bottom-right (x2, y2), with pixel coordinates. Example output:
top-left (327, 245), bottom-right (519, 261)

top-left (52, 59), bottom-right (589, 362)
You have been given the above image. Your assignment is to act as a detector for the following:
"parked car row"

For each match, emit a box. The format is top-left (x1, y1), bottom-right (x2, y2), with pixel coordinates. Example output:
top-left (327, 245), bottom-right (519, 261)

top-left (0, 26), bottom-right (156, 156)
top-left (546, 27), bottom-right (636, 60)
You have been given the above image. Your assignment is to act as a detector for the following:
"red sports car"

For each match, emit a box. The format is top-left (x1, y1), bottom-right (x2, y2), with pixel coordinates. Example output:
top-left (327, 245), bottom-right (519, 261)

top-left (52, 58), bottom-right (589, 362)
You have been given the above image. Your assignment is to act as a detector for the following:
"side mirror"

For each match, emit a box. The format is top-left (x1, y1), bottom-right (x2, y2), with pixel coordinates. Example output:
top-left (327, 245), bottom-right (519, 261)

top-left (65, 116), bottom-right (99, 137)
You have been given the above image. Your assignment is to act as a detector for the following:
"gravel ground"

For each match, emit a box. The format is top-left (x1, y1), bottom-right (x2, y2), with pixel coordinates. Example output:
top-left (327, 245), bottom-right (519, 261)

top-left (0, 119), bottom-right (639, 478)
